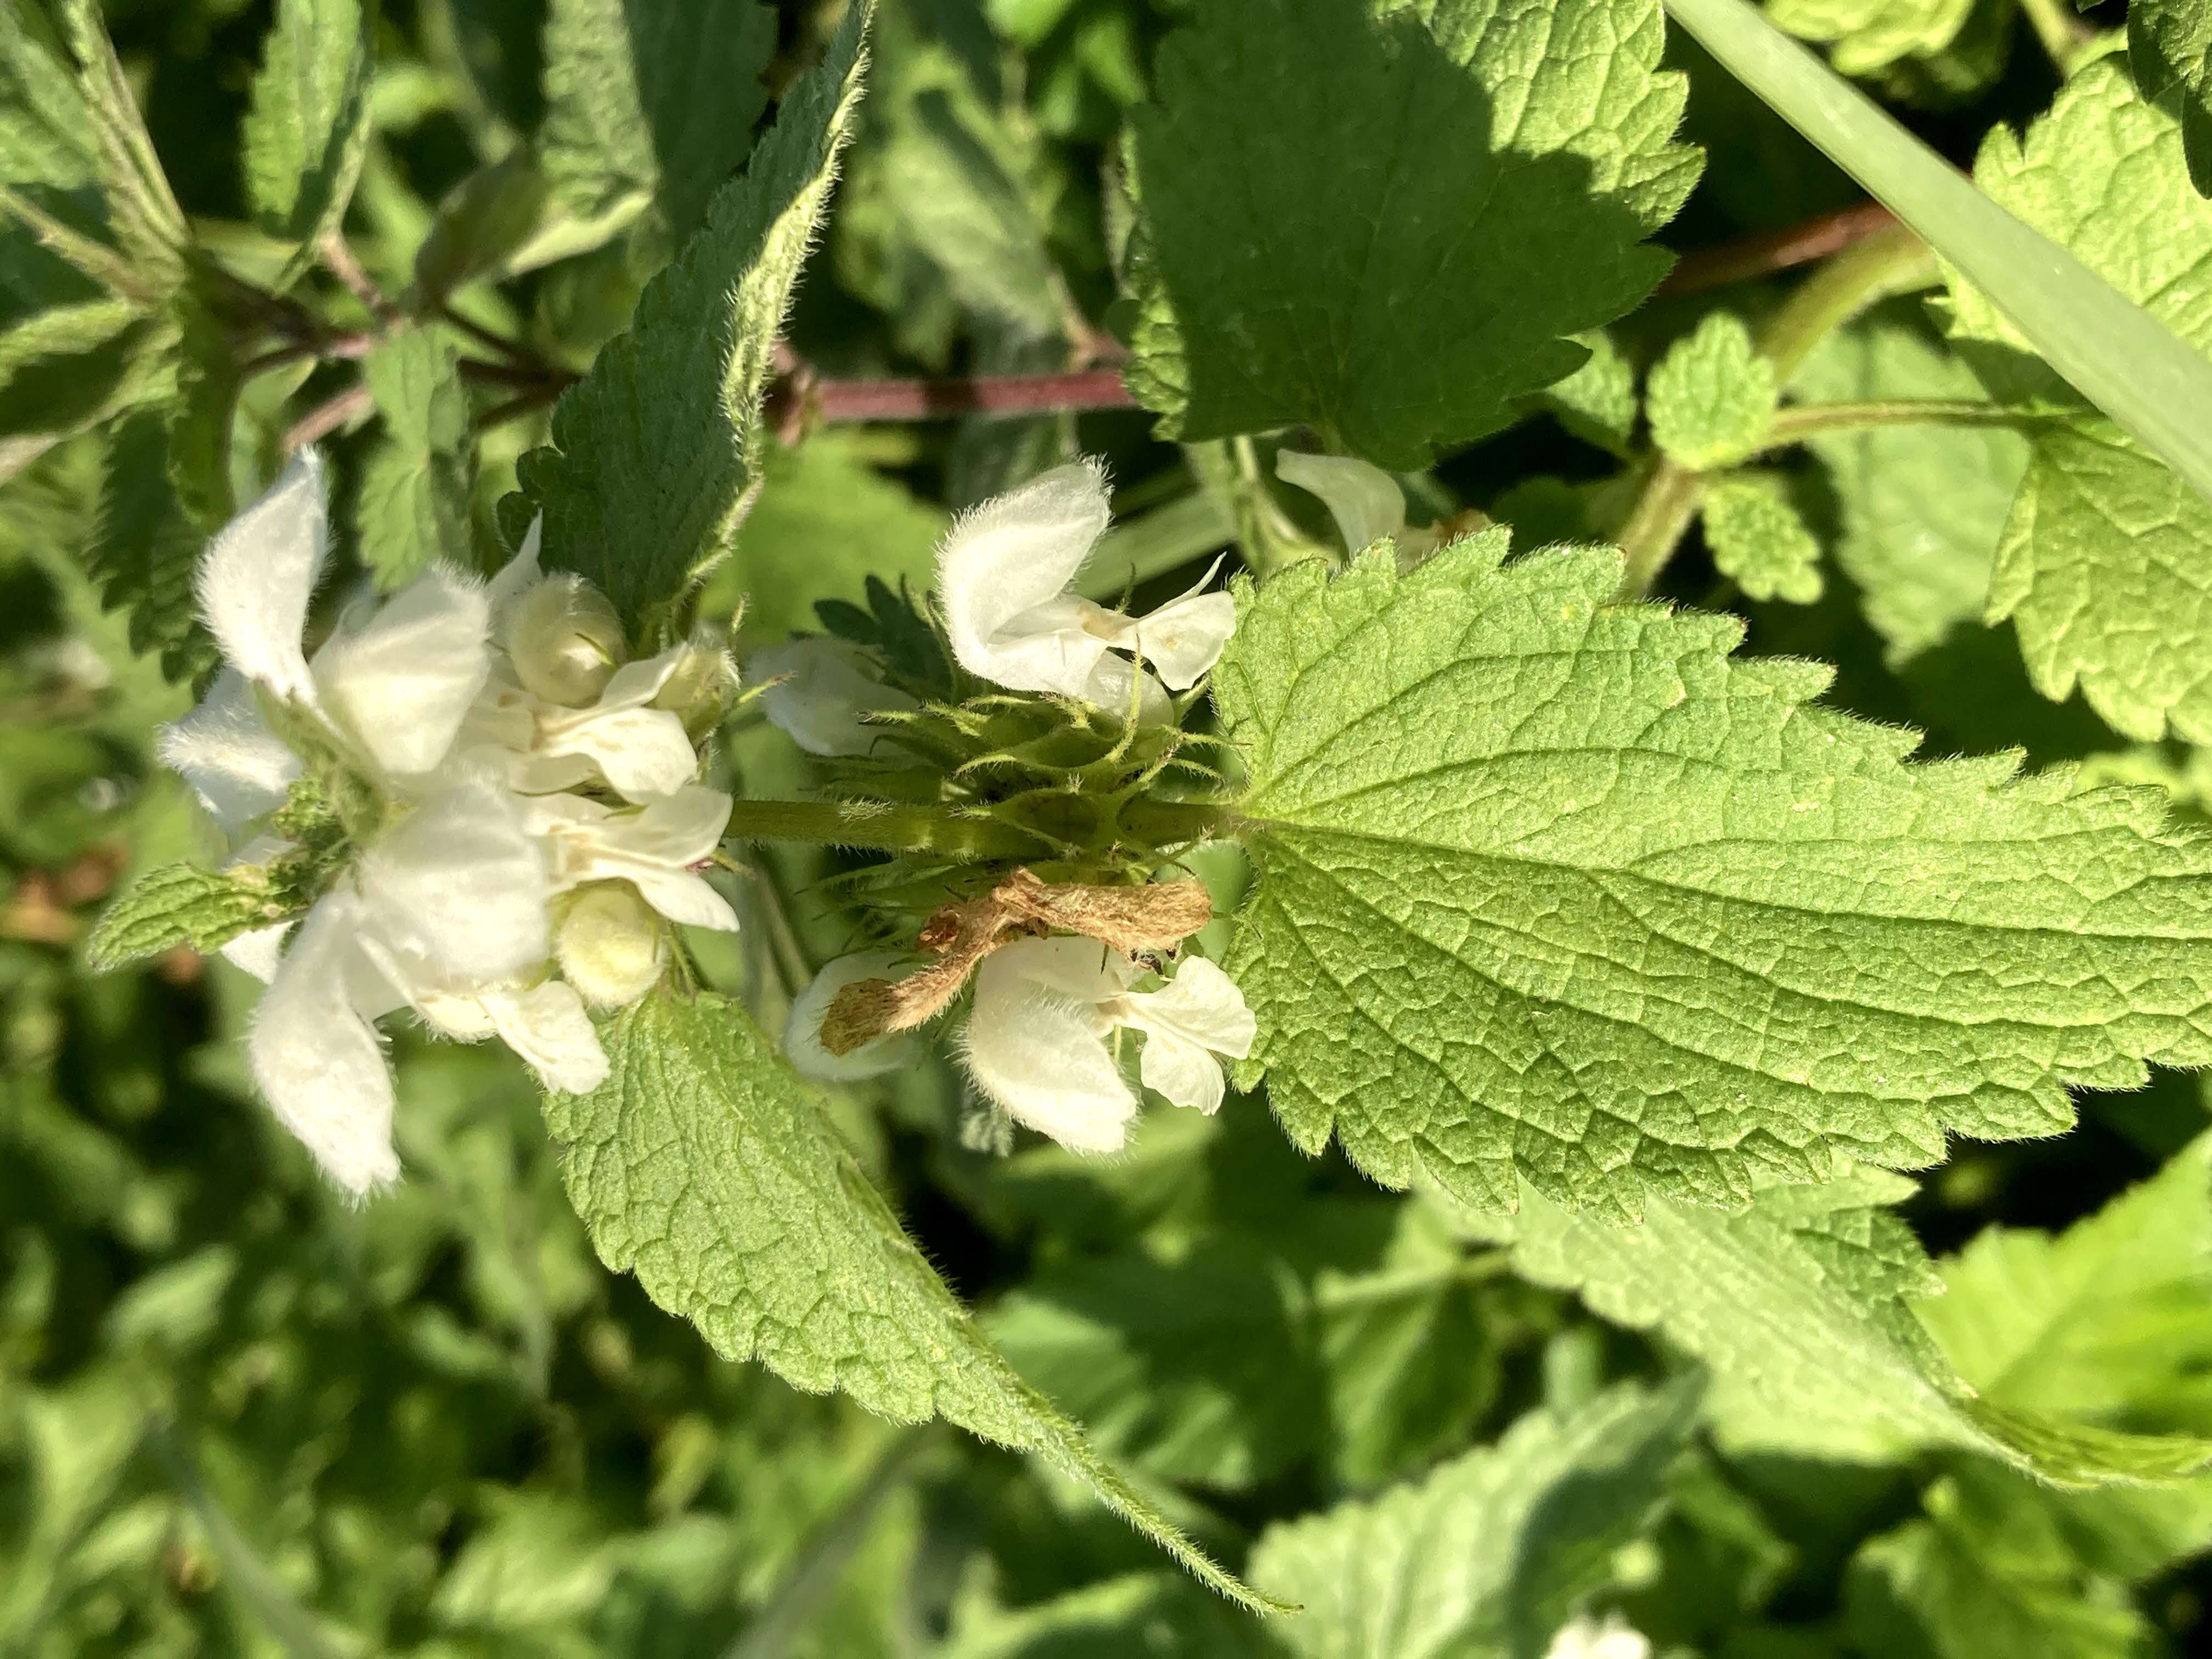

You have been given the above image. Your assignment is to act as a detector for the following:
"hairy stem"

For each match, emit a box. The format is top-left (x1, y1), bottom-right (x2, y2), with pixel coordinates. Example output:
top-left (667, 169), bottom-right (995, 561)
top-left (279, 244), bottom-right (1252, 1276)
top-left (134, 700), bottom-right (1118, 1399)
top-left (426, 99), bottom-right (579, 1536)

top-left (721, 798), bottom-right (1048, 860)
top-left (2014, 0), bottom-right (2094, 71)
top-left (1754, 397), bottom-right (2039, 450)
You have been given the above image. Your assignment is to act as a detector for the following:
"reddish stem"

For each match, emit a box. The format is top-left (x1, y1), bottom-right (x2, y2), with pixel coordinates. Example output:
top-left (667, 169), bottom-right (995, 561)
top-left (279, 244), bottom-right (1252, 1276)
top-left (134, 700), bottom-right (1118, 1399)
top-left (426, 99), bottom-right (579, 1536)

top-left (1657, 202), bottom-right (1901, 298)
top-left (804, 368), bottom-right (1136, 421)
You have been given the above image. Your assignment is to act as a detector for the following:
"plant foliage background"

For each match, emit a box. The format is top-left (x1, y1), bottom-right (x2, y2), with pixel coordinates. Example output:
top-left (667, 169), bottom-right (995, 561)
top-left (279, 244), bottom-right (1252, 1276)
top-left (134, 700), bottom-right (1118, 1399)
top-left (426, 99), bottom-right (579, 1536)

top-left (9, 0), bottom-right (2212, 1655)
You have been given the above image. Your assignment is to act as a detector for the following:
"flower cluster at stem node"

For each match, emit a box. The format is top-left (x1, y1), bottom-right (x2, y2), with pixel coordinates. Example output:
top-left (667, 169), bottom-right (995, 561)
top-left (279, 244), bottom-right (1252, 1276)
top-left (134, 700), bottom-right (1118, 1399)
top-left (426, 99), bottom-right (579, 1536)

top-left (161, 450), bottom-right (737, 1195)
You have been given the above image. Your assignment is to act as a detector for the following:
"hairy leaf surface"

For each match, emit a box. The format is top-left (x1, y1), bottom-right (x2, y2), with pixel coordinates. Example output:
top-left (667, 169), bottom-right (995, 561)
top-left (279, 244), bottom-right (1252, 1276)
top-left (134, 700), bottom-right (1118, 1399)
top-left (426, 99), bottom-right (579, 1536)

top-left (358, 328), bottom-right (474, 587)
top-left (540, 0), bottom-right (774, 236)
top-left (516, 3), bottom-right (865, 627)
top-left (1125, 0), bottom-right (1696, 467)
top-left (1219, 533), bottom-right (2212, 1220)
top-left (1789, 301), bottom-right (2026, 663)
top-left (541, 990), bottom-right (1281, 1612)
top-left (1454, 1170), bottom-right (2212, 1482)
top-left (1247, 1383), bottom-right (1698, 1657)
top-left (1950, 61), bottom-right (2212, 743)
top-left (241, 0), bottom-right (370, 283)
top-left (87, 861), bottom-right (294, 971)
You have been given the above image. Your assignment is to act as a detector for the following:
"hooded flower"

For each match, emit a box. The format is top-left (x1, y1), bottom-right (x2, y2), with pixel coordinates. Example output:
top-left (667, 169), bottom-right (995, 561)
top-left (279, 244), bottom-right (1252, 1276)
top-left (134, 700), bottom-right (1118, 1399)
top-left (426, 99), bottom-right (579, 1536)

top-left (1543, 1613), bottom-right (1651, 1659)
top-left (752, 635), bottom-right (919, 757)
top-left (957, 936), bottom-right (1255, 1154)
top-left (160, 453), bottom-right (737, 1196)
top-left (936, 460), bottom-right (1235, 722)
top-left (784, 950), bottom-right (927, 1081)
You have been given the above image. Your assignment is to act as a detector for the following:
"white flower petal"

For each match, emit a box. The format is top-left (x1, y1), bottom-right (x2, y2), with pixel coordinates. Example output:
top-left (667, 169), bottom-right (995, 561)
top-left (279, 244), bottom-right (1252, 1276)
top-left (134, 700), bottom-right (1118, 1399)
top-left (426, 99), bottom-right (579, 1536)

top-left (479, 980), bottom-right (610, 1094)
top-left (157, 669), bottom-right (302, 837)
top-left (524, 786), bottom-right (737, 931)
top-left (1136, 1030), bottom-right (1227, 1115)
top-left (198, 448), bottom-right (328, 706)
top-left (1077, 649), bottom-right (1172, 725)
top-left (1276, 450), bottom-right (1408, 552)
top-left (246, 891), bottom-right (399, 1196)
top-left (939, 460), bottom-right (1114, 693)
top-left (1127, 586), bottom-right (1237, 691)
top-left (537, 703), bottom-right (697, 800)
top-left (753, 637), bottom-right (919, 757)
top-left (962, 952), bottom-right (1135, 1154)
top-left (1116, 956), bottom-right (1256, 1059)
top-left (784, 950), bottom-right (926, 1081)
top-left (357, 778), bottom-right (550, 981)
top-left (1544, 1613), bottom-right (1650, 1659)
top-left (220, 920), bottom-right (292, 984)
top-left (312, 563), bottom-right (492, 779)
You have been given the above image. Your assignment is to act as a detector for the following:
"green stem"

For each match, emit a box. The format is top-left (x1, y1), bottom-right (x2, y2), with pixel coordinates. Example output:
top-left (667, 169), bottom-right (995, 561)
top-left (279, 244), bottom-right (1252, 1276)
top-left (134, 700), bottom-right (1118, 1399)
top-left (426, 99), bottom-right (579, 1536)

top-left (721, 798), bottom-right (1046, 860)
top-left (2013, 0), bottom-right (2093, 71)
top-left (1615, 224), bottom-right (1939, 599)
top-left (1756, 397), bottom-right (2041, 450)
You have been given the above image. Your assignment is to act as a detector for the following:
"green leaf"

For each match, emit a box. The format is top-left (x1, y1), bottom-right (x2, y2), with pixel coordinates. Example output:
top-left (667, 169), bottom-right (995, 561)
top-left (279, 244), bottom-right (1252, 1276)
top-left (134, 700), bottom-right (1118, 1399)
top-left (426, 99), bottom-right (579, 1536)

top-left (356, 326), bottom-right (475, 587)
top-left (540, 0), bottom-right (775, 236)
top-left (1453, 1167), bottom-right (2212, 1483)
top-left (1648, 313), bottom-right (1778, 469)
top-left (540, 989), bottom-right (1283, 1613)
top-left (986, 1239), bottom-right (1322, 1489)
top-left (515, 3), bottom-right (870, 628)
top-left (1941, 60), bottom-right (2212, 743)
top-left (1918, 1133), bottom-right (2212, 1433)
top-left (1766, 0), bottom-right (1978, 77)
top-left (1124, 0), bottom-right (1697, 468)
top-left (86, 861), bottom-right (297, 972)
top-left (1845, 1468), bottom-right (2153, 1659)
top-left (1217, 534), bottom-right (2212, 1221)
top-left (2132, 0), bottom-right (2212, 197)
top-left (1788, 298), bottom-right (2027, 663)
top-left (0, 296), bottom-right (170, 473)
top-left (836, 4), bottom-right (1063, 352)
top-left (0, 0), bottom-right (97, 195)
top-left (49, 0), bottom-right (185, 280)
top-left (1535, 329), bottom-right (1640, 458)
top-left (165, 284), bottom-right (241, 529)
top-left (240, 0), bottom-right (372, 284)
top-left (1666, 0), bottom-right (2212, 521)
top-left (1248, 1383), bottom-right (1699, 1657)
top-left (1702, 471), bottom-right (1822, 603)
top-left (87, 412), bottom-right (215, 679)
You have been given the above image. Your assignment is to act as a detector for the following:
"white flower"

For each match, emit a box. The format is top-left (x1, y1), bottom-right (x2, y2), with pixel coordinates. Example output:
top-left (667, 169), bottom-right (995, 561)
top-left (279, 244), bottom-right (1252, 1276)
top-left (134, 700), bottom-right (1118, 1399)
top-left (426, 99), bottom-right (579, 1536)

top-left (752, 636), bottom-right (919, 757)
top-left (462, 526), bottom-right (701, 800)
top-left (522, 785), bottom-right (740, 932)
top-left (958, 936), bottom-right (1255, 1154)
top-left (161, 456), bottom-right (737, 1197)
top-left (1544, 1613), bottom-right (1651, 1659)
top-left (785, 950), bottom-right (926, 1081)
top-left (1275, 450), bottom-right (1407, 552)
top-left (936, 460), bottom-right (1235, 722)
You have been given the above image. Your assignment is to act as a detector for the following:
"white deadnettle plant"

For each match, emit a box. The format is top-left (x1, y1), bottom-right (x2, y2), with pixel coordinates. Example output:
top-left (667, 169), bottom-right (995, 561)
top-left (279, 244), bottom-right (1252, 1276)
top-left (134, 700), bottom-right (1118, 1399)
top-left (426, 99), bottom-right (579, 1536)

top-left (161, 452), bottom-right (737, 1195)
top-left (936, 458), bottom-right (1235, 720)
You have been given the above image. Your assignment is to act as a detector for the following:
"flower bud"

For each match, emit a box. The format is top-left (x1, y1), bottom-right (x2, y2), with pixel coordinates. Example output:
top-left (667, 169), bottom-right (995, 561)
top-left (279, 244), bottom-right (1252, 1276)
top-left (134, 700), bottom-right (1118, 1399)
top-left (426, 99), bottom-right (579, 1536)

top-left (555, 883), bottom-right (667, 1007)
top-left (507, 574), bottom-right (627, 707)
top-left (652, 631), bottom-right (741, 740)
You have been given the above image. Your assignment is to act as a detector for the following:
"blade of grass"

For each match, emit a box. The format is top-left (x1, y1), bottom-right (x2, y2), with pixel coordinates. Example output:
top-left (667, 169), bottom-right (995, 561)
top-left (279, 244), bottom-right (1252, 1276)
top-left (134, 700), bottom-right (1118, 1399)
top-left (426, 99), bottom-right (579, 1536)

top-left (1663, 0), bottom-right (2212, 511)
